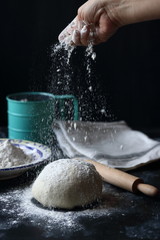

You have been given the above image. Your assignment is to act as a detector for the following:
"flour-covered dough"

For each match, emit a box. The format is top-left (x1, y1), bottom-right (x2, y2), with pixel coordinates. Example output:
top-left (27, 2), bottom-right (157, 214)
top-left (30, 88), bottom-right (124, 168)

top-left (32, 158), bottom-right (102, 209)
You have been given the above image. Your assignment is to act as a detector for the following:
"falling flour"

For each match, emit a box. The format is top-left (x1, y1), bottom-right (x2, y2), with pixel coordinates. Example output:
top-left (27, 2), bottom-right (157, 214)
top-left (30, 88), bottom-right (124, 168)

top-left (49, 20), bottom-right (116, 123)
top-left (48, 31), bottom-right (101, 123)
top-left (0, 140), bottom-right (32, 168)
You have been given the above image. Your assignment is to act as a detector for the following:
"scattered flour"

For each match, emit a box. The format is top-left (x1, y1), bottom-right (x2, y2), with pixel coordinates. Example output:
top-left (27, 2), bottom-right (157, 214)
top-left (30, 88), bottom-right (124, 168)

top-left (0, 140), bottom-right (32, 168)
top-left (0, 182), bottom-right (158, 239)
top-left (0, 183), bottom-right (126, 237)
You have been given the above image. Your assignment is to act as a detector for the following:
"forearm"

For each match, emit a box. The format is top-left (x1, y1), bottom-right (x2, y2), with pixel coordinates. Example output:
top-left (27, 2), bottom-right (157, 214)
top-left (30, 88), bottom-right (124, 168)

top-left (106, 0), bottom-right (160, 27)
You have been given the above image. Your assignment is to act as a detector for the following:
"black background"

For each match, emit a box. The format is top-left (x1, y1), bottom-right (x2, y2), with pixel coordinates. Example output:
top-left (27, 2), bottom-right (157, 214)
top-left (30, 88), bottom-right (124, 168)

top-left (1, 0), bottom-right (160, 130)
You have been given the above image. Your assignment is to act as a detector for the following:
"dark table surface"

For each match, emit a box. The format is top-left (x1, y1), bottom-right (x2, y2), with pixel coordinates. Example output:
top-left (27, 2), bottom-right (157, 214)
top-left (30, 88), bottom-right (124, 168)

top-left (0, 128), bottom-right (160, 240)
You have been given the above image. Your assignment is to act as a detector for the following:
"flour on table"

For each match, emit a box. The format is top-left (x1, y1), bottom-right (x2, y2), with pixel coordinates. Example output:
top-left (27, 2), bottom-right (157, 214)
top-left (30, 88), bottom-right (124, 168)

top-left (0, 140), bottom-right (32, 168)
top-left (0, 182), bottom-right (129, 238)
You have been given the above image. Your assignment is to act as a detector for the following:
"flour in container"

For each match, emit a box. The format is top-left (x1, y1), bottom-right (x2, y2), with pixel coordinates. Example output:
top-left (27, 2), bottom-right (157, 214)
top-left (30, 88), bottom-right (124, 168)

top-left (0, 140), bottom-right (32, 168)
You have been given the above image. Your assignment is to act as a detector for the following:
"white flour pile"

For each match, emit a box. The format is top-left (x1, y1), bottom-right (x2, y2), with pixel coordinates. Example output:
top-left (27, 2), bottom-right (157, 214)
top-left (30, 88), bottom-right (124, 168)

top-left (0, 140), bottom-right (32, 168)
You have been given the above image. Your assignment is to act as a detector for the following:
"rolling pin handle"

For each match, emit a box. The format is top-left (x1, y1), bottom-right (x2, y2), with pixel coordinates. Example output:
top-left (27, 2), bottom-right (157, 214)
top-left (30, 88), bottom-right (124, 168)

top-left (136, 183), bottom-right (160, 197)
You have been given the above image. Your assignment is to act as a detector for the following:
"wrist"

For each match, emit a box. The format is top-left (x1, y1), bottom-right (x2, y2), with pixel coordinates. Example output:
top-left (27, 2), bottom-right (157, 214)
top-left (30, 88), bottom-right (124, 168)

top-left (105, 0), bottom-right (160, 27)
top-left (102, 0), bottom-right (134, 27)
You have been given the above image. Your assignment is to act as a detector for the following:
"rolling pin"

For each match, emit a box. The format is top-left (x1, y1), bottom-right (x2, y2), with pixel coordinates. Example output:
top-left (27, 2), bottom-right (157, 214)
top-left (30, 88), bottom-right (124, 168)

top-left (75, 158), bottom-right (159, 197)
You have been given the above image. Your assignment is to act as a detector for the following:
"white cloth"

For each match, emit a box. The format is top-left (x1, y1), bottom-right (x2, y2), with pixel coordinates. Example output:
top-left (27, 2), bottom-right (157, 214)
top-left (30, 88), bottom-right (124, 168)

top-left (53, 121), bottom-right (160, 170)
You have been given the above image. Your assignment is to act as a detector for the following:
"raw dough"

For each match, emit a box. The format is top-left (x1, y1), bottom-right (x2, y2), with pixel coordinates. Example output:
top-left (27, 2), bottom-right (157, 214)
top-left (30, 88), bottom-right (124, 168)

top-left (32, 158), bottom-right (102, 209)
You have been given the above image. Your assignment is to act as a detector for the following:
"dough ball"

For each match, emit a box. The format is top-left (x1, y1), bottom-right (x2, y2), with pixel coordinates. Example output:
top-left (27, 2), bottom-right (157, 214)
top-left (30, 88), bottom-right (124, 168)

top-left (32, 158), bottom-right (102, 209)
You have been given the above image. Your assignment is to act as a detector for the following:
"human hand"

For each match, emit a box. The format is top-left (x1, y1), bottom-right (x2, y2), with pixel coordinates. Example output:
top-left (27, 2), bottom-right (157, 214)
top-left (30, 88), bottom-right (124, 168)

top-left (58, 0), bottom-right (120, 46)
top-left (59, 0), bottom-right (160, 46)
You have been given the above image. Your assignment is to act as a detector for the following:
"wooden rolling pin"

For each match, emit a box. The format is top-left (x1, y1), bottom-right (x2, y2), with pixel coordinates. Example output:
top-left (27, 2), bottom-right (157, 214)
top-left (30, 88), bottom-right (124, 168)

top-left (75, 158), bottom-right (159, 197)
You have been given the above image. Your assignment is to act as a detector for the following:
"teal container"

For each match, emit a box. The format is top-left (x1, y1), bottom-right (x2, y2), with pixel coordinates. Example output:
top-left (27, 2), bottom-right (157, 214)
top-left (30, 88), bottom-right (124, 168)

top-left (6, 92), bottom-right (79, 144)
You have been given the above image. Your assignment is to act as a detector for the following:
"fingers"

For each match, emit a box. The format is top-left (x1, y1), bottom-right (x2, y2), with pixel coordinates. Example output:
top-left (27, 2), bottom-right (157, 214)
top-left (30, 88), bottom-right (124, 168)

top-left (71, 30), bottom-right (81, 45)
top-left (58, 20), bottom-right (95, 46)
top-left (58, 18), bottom-right (77, 43)
top-left (80, 25), bottom-right (90, 46)
top-left (71, 25), bottom-right (91, 46)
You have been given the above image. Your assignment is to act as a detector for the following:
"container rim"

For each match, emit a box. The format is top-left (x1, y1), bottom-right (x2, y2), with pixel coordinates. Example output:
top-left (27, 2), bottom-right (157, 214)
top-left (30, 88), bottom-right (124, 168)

top-left (6, 92), bottom-right (77, 103)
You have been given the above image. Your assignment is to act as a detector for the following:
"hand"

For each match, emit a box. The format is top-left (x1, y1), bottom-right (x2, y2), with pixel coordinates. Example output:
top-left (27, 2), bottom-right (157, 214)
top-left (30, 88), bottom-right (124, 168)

top-left (58, 0), bottom-right (120, 46)
top-left (58, 0), bottom-right (160, 46)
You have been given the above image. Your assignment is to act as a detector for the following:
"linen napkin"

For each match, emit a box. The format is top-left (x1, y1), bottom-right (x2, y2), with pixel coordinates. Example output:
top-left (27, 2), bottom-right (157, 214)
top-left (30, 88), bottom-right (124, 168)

top-left (53, 121), bottom-right (160, 170)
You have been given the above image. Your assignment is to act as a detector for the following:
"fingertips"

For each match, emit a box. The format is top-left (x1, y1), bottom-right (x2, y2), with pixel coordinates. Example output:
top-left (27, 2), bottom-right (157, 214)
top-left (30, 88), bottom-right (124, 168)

top-left (80, 25), bottom-right (90, 46)
top-left (58, 17), bottom-right (97, 46)
top-left (58, 31), bottom-right (66, 42)
top-left (71, 29), bottom-right (81, 45)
